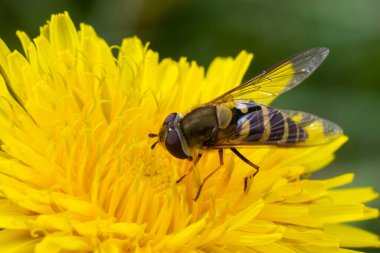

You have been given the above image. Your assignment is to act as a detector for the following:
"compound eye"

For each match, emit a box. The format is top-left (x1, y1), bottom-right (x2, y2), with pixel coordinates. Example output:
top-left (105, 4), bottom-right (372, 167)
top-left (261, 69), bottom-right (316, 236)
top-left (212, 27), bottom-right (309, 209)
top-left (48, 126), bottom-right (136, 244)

top-left (168, 122), bottom-right (175, 130)
top-left (164, 113), bottom-right (177, 125)
top-left (165, 128), bottom-right (189, 159)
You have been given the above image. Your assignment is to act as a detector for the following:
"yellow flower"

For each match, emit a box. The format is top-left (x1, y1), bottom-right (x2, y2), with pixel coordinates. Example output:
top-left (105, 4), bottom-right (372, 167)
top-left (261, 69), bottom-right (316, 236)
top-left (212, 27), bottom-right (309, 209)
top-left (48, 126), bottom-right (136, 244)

top-left (0, 12), bottom-right (379, 252)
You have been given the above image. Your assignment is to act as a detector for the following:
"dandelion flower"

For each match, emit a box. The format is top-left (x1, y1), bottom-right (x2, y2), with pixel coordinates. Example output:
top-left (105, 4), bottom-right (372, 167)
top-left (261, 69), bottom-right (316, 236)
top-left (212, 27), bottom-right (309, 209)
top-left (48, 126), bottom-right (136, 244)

top-left (0, 12), bottom-right (379, 252)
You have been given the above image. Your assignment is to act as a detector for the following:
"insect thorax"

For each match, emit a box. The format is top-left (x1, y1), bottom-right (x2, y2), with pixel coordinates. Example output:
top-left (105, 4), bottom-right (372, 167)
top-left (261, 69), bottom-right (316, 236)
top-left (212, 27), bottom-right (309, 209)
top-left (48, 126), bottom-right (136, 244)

top-left (180, 106), bottom-right (220, 147)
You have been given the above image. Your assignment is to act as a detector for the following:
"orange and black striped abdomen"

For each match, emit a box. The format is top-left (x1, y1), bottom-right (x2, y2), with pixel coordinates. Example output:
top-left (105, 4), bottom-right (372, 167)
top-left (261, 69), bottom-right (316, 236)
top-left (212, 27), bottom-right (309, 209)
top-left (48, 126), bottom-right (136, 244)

top-left (231, 101), bottom-right (308, 145)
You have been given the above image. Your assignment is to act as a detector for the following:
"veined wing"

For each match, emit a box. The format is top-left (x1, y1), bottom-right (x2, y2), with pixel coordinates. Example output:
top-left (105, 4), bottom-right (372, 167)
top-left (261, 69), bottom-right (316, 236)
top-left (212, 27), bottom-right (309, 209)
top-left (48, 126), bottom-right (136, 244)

top-left (208, 47), bottom-right (329, 106)
top-left (204, 104), bottom-right (343, 148)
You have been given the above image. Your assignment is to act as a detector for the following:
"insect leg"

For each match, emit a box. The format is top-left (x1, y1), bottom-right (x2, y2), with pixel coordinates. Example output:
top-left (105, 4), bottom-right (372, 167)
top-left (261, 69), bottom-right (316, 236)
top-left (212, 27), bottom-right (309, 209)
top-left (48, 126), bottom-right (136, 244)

top-left (176, 153), bottom-right (202, 184)
top-left (229, 148), bottom-right (259, 192)
top-left (193, 149), bottom-right (224, 201)
top-left (218, 149), bottom-right (224, 165)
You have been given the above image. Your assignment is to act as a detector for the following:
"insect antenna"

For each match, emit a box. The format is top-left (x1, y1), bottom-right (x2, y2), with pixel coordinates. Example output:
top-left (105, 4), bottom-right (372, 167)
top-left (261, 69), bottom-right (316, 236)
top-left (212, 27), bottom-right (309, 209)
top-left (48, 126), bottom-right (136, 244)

top-left (148, 133), bottom-right (159, 149)
top-left (151, 141), bottom-right (159, 149)
top-left (148, 133), bottom-right (158, 138)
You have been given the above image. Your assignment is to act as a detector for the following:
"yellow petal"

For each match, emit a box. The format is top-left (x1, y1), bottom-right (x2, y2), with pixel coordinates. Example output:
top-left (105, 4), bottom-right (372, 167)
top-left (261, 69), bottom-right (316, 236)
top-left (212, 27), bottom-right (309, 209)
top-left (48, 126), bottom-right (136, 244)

top-left (324, 224), bottom-right (380, 248)
top-left (254, 242), bottom-right (297, 253)
top-left (0, 230), bottom-right (39, 252)
top-left (35, 234), bottom-right (92, 253)
top-left (309, 204), bottom-right (379, 223)
top-left (16, 31), bottom-right (32, 59)
top-left (223, 231), bottom-right (282, 247)
top-left (158, 218), bottom-right (207, 250)
top-left (328, 187), bottom-right (378, 204)
top-left (325, 173), bottom-right (355, 188)
top-left (49, 12), bottom-right (79, 54)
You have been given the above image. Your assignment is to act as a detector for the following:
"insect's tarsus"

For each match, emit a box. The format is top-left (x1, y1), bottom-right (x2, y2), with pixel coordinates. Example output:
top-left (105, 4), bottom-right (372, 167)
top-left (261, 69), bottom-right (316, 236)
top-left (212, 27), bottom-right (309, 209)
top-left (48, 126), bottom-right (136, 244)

top-left (229, 148), bottom-right (259, 192)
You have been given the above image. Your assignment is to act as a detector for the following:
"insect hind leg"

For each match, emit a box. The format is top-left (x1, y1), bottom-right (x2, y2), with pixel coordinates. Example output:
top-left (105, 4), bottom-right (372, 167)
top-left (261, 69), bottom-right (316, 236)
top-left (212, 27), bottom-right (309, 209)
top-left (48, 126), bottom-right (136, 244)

top-left (229, 148), bottom-right (259, 192)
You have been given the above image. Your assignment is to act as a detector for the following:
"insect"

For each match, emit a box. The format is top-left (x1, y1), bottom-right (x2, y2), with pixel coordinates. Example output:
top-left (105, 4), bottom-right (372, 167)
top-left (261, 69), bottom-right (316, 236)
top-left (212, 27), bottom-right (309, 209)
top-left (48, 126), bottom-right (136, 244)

top-left (149, 47), bottom-right (342, 200)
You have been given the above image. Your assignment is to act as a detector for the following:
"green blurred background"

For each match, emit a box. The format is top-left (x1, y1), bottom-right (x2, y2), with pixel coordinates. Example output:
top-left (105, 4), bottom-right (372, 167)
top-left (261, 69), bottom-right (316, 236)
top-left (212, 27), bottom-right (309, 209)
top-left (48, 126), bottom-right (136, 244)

top-left (1, 0), bottom-right (379, 251)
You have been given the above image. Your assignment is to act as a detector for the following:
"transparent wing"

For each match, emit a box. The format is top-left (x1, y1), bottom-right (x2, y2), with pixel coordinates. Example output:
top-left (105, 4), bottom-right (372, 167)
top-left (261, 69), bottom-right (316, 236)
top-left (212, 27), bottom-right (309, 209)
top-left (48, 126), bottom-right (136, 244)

top-left (279, 109), bottom-right (343, 146)
top-left (205, 106), bottom-right (343, 148)
top-left (208, 47), bottom-right (329, 106)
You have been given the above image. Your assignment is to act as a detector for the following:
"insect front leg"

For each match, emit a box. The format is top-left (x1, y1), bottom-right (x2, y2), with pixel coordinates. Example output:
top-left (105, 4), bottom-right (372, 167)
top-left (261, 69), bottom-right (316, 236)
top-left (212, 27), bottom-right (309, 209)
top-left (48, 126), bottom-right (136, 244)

top-left (176, 153), bottom-right (202, 184)
top-left (229, 148), bottom-right (260, 192)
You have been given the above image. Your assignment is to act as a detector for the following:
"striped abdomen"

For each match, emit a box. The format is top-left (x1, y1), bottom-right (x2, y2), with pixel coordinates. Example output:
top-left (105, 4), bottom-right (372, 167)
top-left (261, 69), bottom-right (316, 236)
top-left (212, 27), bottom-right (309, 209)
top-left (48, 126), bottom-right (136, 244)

top-left (225, 101), bottom-right (308, 145)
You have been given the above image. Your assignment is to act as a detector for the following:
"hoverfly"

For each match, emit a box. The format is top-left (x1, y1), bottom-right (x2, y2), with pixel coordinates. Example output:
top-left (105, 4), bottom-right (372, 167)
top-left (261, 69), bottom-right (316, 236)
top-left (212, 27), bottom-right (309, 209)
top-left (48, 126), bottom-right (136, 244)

top-left (149, 47), bottom-right (342, 200)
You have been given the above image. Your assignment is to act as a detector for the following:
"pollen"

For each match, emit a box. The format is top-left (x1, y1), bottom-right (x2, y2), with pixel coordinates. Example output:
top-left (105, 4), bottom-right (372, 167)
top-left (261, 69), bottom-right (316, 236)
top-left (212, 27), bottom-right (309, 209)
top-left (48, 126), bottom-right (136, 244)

top-left (137, 144), bottom-right (175, 194)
